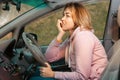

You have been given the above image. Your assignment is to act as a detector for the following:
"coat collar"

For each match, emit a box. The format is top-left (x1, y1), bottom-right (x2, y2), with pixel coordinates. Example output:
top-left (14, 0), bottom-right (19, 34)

top-left (69, 27), bottom-right (94, 42)
top-left (69, 27), bottom-right (80, 42)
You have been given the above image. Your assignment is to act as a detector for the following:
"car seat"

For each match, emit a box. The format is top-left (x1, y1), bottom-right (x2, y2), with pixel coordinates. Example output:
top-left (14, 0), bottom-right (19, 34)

top-left (100, 5), bottom-right (120, 80)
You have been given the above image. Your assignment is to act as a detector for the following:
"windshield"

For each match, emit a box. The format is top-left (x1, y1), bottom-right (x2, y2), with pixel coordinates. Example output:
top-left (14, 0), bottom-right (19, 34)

top-left (0, 0), bottom-right (46, 27)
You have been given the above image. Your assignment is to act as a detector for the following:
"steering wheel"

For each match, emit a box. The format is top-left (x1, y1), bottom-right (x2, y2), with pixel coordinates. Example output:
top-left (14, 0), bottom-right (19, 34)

top-left (22, 32), bottom-right (46, 67)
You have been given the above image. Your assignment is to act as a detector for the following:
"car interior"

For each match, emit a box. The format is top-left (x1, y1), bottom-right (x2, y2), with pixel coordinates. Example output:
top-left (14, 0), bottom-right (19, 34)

top-left (0, 0), bottom-right (120, 80)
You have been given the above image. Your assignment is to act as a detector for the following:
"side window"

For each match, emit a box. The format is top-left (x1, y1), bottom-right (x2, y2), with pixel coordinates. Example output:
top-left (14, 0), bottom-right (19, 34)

top-left (85, 1), bottom-right (110, 39)
top-left (25, 9), bottom-right (63, 45)
top-left (0, 32), bottom-right (13, 42)
top-left (25, 1), bottom-right (110, 45)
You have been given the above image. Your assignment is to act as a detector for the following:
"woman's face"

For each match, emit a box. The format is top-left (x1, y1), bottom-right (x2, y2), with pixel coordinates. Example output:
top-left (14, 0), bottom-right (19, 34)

top-left (61, 8), bottom-right (75, 31)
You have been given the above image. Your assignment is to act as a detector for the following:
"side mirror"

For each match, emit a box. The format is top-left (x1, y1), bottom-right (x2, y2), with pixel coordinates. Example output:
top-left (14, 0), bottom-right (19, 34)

top-left (29, 33), bottom-right (38, 41)
top-left (15, 33), bottom-right (38, 48)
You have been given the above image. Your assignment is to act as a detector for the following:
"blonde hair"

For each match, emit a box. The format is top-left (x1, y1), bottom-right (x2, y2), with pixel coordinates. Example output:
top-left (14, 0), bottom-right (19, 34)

top-left (64, 2), bottom-right (93, 30)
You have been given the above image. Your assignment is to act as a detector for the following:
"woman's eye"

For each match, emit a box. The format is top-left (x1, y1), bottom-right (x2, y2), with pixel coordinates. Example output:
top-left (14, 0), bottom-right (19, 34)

top-left (66, 15), bottom-right (70, 17)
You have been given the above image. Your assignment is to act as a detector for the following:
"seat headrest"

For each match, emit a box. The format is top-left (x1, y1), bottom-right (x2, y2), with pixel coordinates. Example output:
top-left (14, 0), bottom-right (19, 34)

top-left (117, 5), bottom-right (120, 26)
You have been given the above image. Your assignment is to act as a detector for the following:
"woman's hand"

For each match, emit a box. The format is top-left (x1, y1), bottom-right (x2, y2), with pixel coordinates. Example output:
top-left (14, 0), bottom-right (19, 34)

top-left (56, 19), bottom-right (65, 42)
top-left (40, 63), bottom-right (55, 78)
top-left (57, 19), bottom-right (65, 34)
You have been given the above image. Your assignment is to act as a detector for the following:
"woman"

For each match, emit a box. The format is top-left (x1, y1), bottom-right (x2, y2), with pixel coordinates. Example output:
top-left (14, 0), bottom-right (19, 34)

top-left (40, 2), bottom-right (108, 80)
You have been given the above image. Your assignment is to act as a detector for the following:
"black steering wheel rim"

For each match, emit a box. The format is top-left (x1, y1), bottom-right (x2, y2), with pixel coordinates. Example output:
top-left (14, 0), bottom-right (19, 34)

top-left (22, 32), bottom-right (46, 67)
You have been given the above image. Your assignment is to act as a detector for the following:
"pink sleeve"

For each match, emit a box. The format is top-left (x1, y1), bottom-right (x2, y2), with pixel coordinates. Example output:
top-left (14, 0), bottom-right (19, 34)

top-left (54, 32), bottom-right (94, 80)
top-left (45, 38), bottom-right (67, 62)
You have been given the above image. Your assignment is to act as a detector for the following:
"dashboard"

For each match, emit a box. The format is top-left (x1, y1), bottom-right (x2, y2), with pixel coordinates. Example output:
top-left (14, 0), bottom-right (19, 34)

top-left (0, 39), bottom-right (37, 80)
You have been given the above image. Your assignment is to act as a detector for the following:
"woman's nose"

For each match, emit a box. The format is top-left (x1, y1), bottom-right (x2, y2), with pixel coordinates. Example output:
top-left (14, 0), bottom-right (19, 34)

top-left (61, 16), bottom-right (65, 20)
top-left (61, 19), bottom-right (64, 24)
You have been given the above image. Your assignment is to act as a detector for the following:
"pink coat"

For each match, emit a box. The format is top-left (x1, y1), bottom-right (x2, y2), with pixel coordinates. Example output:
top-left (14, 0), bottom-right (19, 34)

top-left (45, 27), bottom-right (108, 80)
